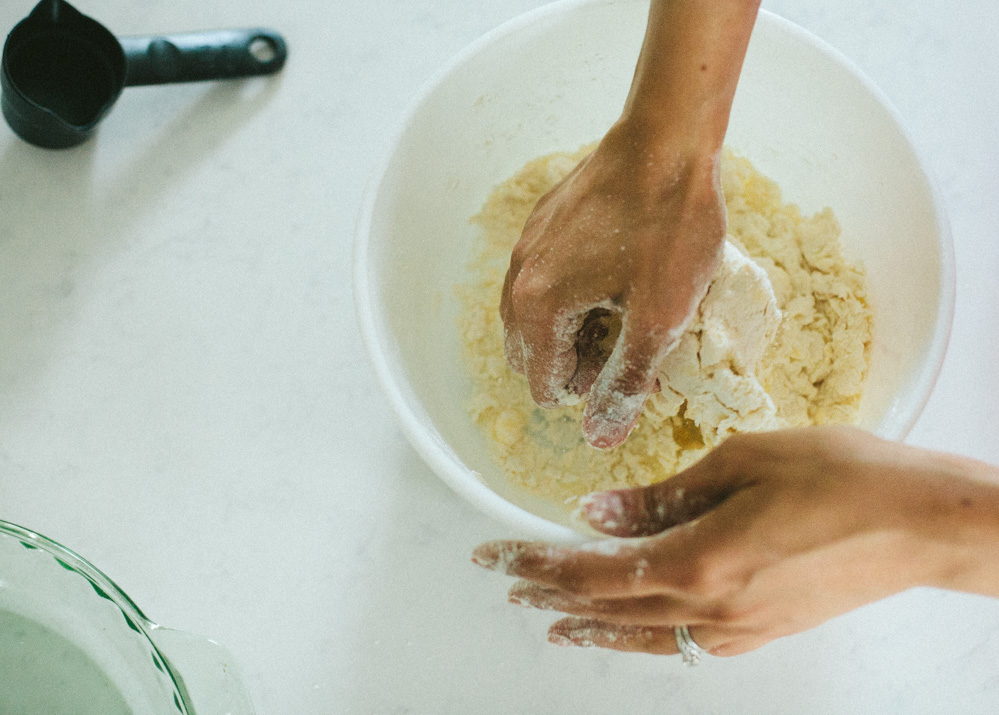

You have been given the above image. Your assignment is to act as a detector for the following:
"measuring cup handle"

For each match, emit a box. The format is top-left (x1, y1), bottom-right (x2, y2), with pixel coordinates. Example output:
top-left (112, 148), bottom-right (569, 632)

top-left (119, 28), bottom-right (287, 86)
top-left (147, 624), bottom-right (256, 715)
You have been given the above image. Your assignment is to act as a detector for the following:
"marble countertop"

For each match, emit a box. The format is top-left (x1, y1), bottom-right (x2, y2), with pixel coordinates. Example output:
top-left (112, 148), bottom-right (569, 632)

top-left (1, 0), bottom-right (997, 712)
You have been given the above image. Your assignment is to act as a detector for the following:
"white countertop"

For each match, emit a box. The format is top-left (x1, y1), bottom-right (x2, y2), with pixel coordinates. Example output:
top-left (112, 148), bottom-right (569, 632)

top-left (1, 0), bottom-right (997, 712)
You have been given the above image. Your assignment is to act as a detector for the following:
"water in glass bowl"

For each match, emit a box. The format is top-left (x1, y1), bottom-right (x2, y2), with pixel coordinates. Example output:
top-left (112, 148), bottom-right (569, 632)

top-left (0, 608), bottom-right (133, 715)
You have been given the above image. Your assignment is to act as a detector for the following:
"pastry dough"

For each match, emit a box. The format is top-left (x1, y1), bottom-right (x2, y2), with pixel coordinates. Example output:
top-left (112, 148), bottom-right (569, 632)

top-left (458, 148), bottom-right (872, 504)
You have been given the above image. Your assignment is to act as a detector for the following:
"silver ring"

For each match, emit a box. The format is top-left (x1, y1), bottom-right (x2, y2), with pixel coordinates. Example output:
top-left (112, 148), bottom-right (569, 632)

top-left (674, 625), bottom-right (705, 666)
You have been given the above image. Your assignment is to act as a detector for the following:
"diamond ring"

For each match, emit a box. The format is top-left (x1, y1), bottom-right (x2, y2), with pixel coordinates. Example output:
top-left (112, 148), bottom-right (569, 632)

top-left (675, 625), bottom-right (705, 666)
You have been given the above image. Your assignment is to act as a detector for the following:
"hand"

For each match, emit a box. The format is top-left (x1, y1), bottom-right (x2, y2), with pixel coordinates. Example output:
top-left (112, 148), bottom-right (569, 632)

top-left (500, 122), bottom-right (726, 449)
top-left (472, 427), bottom-right (999, 657)
top-left (500, 0), bottom-right (763, 449)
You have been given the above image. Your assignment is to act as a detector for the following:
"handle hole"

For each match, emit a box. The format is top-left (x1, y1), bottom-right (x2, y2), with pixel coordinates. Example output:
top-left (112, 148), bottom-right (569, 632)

top-left (248, 36), bottom-right (278, 64)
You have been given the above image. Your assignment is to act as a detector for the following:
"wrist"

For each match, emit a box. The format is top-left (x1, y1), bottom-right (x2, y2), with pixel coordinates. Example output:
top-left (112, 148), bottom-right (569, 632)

top-left (597, 116), bottom-right (721, 189)
top-left (904, 452), bottom-right (999, 597)
top-left (620, 0), bottom-right (761, 155)
top-left (617, 73), bottom-right (732, 157)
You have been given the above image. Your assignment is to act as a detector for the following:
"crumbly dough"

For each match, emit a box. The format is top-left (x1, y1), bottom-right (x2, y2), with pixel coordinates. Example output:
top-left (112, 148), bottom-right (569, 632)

top-left (457, 147), bottom-right (872, 504)
top-left (657, 240), bottom-right (783, 441)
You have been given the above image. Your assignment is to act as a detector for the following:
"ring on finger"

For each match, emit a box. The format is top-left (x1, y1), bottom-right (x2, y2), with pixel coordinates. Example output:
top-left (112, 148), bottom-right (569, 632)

top-left (674, 625), bottom-right (706, 666)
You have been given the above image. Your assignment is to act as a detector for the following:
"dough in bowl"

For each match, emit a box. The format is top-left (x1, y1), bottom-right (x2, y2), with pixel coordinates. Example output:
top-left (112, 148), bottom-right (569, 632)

top-left (458, 148), bottom-right (872, 505)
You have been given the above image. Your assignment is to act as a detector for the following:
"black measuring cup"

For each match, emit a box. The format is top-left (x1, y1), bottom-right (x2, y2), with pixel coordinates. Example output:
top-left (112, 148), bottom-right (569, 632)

top-left (1, 0), bottom-right (287, 148)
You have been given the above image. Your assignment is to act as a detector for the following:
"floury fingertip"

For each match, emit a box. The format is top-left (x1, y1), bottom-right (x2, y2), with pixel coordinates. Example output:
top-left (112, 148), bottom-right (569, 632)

top-left (577, 491), bottom-right (625, 526)
top-left (581, 405), bottom-right (642, 450)
top-left (471, 544), bottom-right (500, 570)
top-left (471, 541), bottom-right (531, 574)
top-left (548, 631), bottom-right (579, 648)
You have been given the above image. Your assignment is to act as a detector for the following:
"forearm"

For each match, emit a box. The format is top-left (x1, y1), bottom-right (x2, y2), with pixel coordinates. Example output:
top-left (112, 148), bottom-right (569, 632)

top-left (620, 0), bottom-right (761, 154)
top-left (914, 451), bottom-right (999, 598)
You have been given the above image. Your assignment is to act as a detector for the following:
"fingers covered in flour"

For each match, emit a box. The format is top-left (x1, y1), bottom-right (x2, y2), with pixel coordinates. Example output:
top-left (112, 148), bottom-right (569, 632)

top-left (472, 540), bottom-right (661, 599)
top-left (507, 580), bottom-right (708, 627)
top-left (517, 307), bottom-right (588, 408)
top-left (547, 619), bottom-right (761, 657)
top-left (579, 443), bottom-right (752, 536)
top-left (581, 310), bottom-right (682, 449)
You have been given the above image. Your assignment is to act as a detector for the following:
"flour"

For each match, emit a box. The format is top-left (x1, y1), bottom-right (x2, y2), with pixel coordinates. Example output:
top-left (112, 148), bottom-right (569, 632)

top-left (655, 240), bottom-right (783, 443)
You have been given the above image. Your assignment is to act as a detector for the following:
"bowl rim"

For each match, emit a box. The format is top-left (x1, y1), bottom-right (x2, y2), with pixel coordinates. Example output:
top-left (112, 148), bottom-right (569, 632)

top-left (0, 520), bottom-right (195, 711)
top-left (353, 0), bottom-right (955, 543)
top-left (757, 10), bottom-right (955, 446)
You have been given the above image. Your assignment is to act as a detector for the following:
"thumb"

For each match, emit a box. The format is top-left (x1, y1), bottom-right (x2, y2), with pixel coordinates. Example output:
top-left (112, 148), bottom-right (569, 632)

top-left (580, 316), bottom-right (668, 449)
top-left (578, 446), bottom-right (747, 537)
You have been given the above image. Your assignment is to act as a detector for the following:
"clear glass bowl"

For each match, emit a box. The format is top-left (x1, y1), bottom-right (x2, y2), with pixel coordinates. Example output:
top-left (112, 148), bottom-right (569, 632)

top-left (0, 520), bottom-right (255, 715)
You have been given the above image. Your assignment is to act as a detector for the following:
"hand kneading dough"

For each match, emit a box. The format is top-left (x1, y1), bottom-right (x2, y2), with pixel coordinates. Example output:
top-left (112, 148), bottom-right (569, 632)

top-left (457, 147), bottom-right (872, 505)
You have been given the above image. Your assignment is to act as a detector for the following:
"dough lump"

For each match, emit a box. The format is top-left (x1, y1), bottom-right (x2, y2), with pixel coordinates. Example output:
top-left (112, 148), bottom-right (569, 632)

top-left (457, 148), bottom-right (872, 504)
top-left (657, 240), bottom-right (783, 442)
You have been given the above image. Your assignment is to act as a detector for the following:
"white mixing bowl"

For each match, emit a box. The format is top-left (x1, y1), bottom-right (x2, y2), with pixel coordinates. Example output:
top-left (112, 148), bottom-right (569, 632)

top-left (354, 0), bottom-right (954, 543)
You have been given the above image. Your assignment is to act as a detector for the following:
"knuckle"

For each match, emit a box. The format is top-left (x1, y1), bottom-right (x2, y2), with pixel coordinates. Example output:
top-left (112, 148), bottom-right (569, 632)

top-left (510, 270), bottom-right (551, 312)
top-left (665, 546), bottom-right (750, 602)
top-left (667, 554), bottom-right (727, 599)
top-left (547, 570), bottom-right (598, 597)
top-left (543, 556), bottom-right (630, 598)
top-left (704, 598), bottom-right (757, 626)
top-left (499, 285), bottom-right (514, 324)
top-left (552, 577), bottom-right (588, 597)
top-left (503, 333), bottom-right (525, 373)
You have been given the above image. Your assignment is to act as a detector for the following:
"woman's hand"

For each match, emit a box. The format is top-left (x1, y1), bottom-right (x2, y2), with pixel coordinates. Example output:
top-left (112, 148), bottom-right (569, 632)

top-left (500, 124), bottom-right (725, 449)
top-left (500, 0), bottom-right (762, 449)
top-left (472, 427), bottom-right (999, 657)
